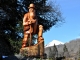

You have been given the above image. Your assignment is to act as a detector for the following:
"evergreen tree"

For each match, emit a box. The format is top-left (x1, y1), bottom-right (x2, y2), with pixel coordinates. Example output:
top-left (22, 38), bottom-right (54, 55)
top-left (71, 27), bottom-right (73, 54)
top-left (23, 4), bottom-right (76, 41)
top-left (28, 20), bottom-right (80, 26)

top-left (49, 44), bottom-right (58, 59)
top-left (0, 0), bottom-right (64, 54)
top-left (48, 47), bottom-right (52, 58)
top-left (63, 44), bottom-right (69, 58)
top-left (63, 44), bottom-right (68, 52)
top-left (53, 44), bottom-right (58, 57)
top-left (78, 45), bottom-right (80, 60)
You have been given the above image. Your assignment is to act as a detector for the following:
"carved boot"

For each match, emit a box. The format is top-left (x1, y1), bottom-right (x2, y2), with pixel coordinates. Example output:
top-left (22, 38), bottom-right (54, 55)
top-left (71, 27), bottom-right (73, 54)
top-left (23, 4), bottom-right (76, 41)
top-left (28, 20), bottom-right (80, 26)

top-left (38, 37), bottom-right (44, 58)
top-left (22, 41), bottom-right (27, 48)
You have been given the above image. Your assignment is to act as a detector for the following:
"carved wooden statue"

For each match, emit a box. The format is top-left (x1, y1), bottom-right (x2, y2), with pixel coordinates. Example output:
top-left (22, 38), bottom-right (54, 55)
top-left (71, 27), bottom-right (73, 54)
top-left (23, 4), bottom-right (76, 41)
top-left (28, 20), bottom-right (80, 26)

top-left (21, 3), bottom-right (44, 58)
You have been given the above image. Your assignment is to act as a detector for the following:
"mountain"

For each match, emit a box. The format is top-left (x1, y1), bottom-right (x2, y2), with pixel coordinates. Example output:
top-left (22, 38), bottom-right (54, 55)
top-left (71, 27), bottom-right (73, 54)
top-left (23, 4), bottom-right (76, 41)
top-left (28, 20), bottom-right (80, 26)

top-left (45, 40), bottom-right (64, 47)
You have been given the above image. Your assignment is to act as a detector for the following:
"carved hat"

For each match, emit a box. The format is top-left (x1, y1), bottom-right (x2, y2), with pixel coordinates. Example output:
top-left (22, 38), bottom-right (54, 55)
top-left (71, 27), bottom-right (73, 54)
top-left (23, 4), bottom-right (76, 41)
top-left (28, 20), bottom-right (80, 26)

top-left (28, 3), bottom-right (35, 9)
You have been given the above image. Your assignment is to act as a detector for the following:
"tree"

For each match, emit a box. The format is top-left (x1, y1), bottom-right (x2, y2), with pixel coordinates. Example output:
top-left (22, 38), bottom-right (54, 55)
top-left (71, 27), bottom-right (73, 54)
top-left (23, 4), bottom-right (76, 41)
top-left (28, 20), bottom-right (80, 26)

top-left (63, 44), bottom-right (69, 58)
top-left (63, 44), bottom-right (68, 52)
top-left (52, 44), bottom-right (58, 58)
top-left (48, 44), bottom-right (58, 59)
top-left (48, 47), bottom-right (53, 59)
top-left (78, 45), bottom-right (80, 60)
top-left (0, 0), bottom-right (64, 54)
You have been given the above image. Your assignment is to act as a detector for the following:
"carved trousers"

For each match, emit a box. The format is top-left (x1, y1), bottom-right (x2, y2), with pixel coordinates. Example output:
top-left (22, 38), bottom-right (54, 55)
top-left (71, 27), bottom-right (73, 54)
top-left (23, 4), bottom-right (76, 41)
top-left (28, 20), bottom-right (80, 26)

top-left (22, 25), bottom-right (44, 48)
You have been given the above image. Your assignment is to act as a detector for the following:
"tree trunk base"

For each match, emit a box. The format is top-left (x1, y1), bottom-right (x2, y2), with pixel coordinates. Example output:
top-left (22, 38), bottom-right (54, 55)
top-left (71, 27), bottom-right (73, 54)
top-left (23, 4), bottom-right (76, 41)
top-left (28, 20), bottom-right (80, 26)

top-left (20, 41), bottom-right (45, 58)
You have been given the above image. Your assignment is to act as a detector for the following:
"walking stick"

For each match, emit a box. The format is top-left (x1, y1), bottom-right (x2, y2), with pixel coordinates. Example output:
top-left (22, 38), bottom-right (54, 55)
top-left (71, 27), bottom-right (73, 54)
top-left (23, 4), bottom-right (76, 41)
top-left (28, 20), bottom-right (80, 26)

top-left (29, 22), bottom-right (32, 47)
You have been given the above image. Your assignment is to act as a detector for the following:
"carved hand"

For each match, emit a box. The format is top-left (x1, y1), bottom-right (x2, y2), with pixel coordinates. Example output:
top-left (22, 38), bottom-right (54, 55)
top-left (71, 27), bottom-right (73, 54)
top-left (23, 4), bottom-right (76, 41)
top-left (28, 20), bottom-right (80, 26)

top-left (28, 19), bottom-right (36, 24)
top-left (28, 20), bottom-right (32, 25)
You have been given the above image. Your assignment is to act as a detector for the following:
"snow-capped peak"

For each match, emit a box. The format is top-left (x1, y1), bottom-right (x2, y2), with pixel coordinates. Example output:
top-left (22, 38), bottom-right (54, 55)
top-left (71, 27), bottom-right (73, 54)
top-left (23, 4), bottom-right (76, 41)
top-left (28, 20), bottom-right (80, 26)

top-left (45, 40), bottom-right (64, 47)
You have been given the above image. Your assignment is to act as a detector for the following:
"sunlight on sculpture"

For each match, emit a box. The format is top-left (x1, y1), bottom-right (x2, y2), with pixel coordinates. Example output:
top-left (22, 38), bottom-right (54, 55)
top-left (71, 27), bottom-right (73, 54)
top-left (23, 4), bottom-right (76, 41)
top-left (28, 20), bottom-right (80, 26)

top-left (20, 3), bottom-right (44, 58)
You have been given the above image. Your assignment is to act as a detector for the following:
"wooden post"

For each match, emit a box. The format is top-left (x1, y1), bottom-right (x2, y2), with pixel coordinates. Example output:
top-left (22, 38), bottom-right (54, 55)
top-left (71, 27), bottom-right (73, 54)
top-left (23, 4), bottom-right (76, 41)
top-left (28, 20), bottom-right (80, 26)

top-left (29, 24), bottom-right (32, 46)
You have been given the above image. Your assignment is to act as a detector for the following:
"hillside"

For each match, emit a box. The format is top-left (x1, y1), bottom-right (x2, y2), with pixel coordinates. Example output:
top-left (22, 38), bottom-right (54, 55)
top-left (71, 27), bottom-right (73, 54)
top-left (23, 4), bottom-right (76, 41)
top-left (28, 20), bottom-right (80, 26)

top-left (45, 38), bottom-right (80, 59)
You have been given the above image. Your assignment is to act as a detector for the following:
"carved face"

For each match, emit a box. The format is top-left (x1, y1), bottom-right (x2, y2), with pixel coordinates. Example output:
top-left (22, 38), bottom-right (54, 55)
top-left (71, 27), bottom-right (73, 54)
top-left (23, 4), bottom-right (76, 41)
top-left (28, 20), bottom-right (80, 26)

top-left (29, 8), bottom-right (35, 13)
top-left (29, 8), bottom-right (36, 19)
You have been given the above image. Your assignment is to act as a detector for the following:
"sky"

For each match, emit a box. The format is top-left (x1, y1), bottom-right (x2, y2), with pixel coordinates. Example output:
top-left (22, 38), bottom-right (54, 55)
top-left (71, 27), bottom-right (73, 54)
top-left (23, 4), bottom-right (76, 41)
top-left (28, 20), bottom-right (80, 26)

top-left (43, 0), bottom-right (80, 45)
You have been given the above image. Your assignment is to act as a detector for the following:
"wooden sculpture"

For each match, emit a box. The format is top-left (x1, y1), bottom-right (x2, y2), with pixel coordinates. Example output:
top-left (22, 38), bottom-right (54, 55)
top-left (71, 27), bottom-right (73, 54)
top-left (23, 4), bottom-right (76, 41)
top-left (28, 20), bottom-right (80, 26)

top-left (20, 3), bottom-right (44, 58)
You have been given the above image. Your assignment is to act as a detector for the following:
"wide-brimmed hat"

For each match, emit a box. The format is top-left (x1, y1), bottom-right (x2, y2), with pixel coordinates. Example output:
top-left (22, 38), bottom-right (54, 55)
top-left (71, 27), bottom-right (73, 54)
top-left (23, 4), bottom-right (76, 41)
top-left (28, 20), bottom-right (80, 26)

top-left (28, 3), bottom-right (35, 9)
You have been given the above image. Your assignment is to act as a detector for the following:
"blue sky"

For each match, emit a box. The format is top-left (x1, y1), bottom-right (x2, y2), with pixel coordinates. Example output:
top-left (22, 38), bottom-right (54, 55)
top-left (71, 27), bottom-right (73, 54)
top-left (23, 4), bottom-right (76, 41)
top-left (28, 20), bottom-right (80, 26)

top-left (43, 0), bottom-right (80, 45)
